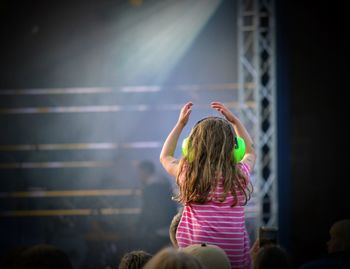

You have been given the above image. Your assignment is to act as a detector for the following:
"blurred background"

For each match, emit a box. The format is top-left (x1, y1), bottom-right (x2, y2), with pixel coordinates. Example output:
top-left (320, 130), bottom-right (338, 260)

top-left (0, 0), bottom-right (348, 268)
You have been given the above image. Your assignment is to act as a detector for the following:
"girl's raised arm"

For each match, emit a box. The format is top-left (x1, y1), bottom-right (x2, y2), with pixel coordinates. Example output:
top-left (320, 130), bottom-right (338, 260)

top-left (160, 102), bottom-right (193, 177)
top-left (211, 101), bottom-right (256, 172)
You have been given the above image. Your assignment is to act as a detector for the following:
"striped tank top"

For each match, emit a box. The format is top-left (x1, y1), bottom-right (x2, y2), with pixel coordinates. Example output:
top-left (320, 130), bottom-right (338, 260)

top-left (176, 162), bottom-right (252, 269)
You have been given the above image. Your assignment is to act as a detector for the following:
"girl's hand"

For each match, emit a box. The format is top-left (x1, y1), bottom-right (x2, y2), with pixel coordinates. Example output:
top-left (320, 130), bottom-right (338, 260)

top-left (178, 102), bottom-right (193, 126)
top-left (211, 102), bottom-right (237, 123)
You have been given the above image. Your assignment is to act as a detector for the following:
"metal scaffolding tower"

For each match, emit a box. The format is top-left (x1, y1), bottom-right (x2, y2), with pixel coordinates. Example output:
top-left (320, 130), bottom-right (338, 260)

top-left (237, 0), bottom-right (277, 230)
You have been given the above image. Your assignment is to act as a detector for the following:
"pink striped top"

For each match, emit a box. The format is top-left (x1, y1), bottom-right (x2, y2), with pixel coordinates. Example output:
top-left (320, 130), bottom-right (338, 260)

top-left (176, 162), bottom-right (252, 269)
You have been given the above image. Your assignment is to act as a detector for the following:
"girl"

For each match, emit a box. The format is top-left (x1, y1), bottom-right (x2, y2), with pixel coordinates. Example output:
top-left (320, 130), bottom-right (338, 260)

top-left (160, 101), bottom-right (256, 269)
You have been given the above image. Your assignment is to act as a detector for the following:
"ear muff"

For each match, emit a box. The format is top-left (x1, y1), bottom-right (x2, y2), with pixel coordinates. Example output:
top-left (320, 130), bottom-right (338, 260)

top-left (181, 137), bottom-right (194, 162)
top-left (181, 136), bottom-right (246, 163)
top-left (232, 136), bottom-right (246, 163)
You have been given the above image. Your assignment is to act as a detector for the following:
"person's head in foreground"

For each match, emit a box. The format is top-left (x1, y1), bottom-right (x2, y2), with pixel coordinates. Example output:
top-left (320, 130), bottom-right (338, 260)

top-left (118, 250), bottom-right (152, 269)
top-left (327, 219), bottom-right (350, 254)
top-left (143, 247), bottom-right (203, 269)
top-left (14, 244), bottom-right (73, 269)
top-left (181, 243), bottom-right (231, 269)
top-left (253, 245), bottom-right (291, 269)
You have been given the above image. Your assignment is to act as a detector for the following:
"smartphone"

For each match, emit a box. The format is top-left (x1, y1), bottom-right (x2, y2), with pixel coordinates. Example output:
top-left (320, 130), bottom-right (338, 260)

top-left (259, 226), bottom-right (278, 247)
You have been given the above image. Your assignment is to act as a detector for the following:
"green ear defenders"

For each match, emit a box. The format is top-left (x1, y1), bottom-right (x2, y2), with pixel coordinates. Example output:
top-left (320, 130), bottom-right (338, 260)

top-left (181, 136), bottom-right (246, 163)
top-left (181, 117), bottom-right (246, 163)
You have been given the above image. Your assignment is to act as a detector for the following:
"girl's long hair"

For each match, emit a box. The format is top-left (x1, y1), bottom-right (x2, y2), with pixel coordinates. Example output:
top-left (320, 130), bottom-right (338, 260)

top-left (175, 117), bottom-right (252, 207)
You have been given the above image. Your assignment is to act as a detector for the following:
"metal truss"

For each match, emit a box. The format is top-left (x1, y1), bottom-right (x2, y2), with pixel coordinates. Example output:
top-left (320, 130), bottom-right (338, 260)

top-left (237, 0), bottom-right (277, 231)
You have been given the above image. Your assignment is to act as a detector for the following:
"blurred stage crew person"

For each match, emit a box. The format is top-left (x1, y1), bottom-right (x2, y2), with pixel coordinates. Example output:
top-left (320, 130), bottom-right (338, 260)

top-left (137, 160), bottom-right (177, 252)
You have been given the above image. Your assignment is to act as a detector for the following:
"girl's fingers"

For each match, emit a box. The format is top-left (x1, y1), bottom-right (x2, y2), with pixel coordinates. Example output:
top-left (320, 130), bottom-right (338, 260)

top-left (185, 102), bottom-right (193, 109)
top-left (185, 105), bottom-right (193, 114)
top-left (182, 102), bottom-right (193, 113)
top-left (212, 105), bottom-right (224, 112)
top-left (185, 109), bottom-right (192, 118)
top-left (179, 102), bottom-right (192, 124)
top-left (211, 102), bottom-right (224, 108)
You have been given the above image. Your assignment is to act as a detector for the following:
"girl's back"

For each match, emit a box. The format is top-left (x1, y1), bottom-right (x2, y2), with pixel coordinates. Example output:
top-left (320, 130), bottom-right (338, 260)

top-left (176, 162), bottom-right (252, 269)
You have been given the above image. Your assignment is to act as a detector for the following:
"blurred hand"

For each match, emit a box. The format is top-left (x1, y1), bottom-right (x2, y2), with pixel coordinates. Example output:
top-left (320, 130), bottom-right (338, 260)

top-left (250, 238), bottom-right (260, 260)
top-left (178, 102), bottom-right (193, 126)
top-left (211, 101), bottom-right (237, 123)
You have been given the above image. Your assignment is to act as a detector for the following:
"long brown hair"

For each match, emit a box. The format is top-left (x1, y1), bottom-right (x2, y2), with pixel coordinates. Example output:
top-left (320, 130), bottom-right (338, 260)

top-left (176, 117), bottom-right (252, 207)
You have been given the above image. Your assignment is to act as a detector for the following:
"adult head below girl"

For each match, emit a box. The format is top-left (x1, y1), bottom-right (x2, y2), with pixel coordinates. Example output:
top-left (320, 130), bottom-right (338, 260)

top-left (160, 101), bottom-right (256, 269)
